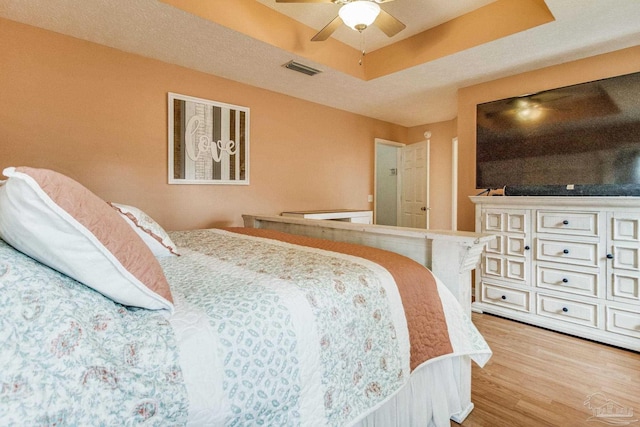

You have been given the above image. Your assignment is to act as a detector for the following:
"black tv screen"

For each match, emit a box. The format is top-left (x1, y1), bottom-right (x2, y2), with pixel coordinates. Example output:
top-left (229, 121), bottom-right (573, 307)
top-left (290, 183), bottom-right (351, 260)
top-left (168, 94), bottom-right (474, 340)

top-left (476, 71), bottom-right (640, 195)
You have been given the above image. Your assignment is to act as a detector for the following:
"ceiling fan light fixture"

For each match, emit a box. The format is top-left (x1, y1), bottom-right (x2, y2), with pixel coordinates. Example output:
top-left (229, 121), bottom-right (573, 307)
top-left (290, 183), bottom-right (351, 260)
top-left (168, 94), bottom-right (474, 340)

top-left (339, 1), bottom-right (381, 32)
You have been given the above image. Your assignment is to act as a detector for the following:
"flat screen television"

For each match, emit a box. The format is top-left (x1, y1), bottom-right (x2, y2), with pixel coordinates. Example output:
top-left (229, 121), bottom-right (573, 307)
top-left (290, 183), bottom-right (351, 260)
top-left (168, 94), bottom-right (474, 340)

top-left (476, 71), bottom-right (640, 196)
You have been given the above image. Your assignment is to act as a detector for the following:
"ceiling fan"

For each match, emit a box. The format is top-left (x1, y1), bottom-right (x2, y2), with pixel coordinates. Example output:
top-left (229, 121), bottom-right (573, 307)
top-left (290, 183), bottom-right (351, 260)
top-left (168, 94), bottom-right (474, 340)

top-left (275, 0), bottom-right (406, 42)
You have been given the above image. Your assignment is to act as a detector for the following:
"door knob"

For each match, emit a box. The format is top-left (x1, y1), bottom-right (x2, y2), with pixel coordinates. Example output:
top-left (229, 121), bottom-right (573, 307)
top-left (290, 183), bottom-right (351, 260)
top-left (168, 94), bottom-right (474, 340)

top-left (420, 207), bottom-right (427, 211)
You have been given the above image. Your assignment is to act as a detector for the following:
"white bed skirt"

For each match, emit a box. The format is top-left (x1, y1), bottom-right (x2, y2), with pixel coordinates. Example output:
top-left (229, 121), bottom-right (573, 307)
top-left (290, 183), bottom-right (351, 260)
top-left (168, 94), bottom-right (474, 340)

top-left (352, 356), bottom-right (467, 427)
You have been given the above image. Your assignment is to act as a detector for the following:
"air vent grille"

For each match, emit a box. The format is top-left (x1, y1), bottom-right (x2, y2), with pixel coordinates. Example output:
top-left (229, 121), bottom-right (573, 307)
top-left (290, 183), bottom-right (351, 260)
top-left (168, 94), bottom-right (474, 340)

top-left (282, 60), bottom-right (322, 76)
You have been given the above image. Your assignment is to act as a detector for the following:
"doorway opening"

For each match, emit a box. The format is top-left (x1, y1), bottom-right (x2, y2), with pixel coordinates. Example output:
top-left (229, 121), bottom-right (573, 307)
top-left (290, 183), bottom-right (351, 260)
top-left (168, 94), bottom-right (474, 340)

top-left (374, 139), bottom-right (402, 226)
top-left (374, 137), bottom-right (430, 228)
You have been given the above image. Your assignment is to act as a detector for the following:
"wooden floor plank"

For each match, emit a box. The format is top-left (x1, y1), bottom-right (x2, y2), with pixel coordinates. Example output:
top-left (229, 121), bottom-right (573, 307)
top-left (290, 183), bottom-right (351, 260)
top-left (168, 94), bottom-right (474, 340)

top-left (455, 313), bottom-right (640, 426)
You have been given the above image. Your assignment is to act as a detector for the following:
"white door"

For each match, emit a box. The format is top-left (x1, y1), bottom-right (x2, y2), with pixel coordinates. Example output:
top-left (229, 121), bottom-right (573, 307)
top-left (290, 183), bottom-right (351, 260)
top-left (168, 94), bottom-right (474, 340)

top-left (400, 141), bottom-right (430, 228)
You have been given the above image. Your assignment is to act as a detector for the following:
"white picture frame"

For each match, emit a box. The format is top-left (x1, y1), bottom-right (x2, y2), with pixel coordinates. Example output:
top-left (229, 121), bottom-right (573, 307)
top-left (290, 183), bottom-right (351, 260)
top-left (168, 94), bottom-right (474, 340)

top-left (168, 92), bottom-right (250, 185)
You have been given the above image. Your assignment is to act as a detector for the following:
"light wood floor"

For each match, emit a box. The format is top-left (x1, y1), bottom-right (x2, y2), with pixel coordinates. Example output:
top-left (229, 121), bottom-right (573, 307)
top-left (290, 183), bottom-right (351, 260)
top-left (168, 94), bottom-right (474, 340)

top-left (455, 313), bottom-right (640, 427)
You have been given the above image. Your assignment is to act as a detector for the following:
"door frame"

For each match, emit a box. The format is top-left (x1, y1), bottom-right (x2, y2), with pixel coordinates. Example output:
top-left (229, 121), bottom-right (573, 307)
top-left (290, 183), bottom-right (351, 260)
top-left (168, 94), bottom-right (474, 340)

top-left (451, 137), bottom-right (459, 231)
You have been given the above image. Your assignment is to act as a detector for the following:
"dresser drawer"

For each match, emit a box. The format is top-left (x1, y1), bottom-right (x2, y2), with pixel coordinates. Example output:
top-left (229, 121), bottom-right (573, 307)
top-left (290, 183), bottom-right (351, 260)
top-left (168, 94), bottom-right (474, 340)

top-left (480, 283), bottom-right (530, 312)
top-left (537, 294), bottom-right (599, 328)
top-left (536, 238), bottom-right (599, 267)
top-left (536, 265), bottom-right (599, 297)
top-left (606, 306), bottom-right (640, 339)
top-left (537, 211), bottom-right (598, 237)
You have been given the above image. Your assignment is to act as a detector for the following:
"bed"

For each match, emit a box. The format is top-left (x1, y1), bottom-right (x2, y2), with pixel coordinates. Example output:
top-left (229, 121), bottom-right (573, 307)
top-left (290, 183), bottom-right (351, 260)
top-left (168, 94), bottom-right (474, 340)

top-left (0, 166), bottom-right (493, 426)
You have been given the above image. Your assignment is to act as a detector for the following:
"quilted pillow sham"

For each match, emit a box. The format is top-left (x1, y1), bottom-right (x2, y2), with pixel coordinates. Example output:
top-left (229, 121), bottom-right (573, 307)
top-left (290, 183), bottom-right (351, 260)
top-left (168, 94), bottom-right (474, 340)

top-left (0, 166), bottom-right (174, 312)
top-left (110, 202), bottom-right (179, 257)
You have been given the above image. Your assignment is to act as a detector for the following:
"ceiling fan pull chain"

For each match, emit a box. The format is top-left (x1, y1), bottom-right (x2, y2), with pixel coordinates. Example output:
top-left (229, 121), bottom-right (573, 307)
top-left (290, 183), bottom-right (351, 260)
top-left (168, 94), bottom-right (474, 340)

top-left (359, 31), bottom-right (366, 66)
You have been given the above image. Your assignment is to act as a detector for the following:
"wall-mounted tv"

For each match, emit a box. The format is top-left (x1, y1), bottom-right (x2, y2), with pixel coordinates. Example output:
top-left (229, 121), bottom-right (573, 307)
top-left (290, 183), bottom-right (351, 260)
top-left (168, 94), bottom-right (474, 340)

top-left (476, 71), bottom-right (640, 196)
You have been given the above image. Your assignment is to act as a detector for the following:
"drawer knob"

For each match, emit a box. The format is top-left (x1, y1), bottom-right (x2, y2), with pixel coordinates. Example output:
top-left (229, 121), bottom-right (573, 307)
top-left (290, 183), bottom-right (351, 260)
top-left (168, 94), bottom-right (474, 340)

top-left (524, 245), bottom-right (530, 251)
top-left (563, 249), bottom-right (570, 254)
top-left (606, 253), bottom-right (614, 259)
top-left (562, 220), bottom-right (569, 225)
top-left (562, 307), bottom-right (569, 313)
top-left (501, 295), bottom-right (507, 300)
top-left (562, 278), bottom-right (569, 283)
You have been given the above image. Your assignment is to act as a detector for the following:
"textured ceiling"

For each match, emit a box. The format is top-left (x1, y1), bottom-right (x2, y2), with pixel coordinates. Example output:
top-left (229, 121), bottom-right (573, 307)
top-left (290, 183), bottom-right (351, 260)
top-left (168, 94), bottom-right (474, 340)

top-left (1, 0), bottom-right (639, 127)
top-left (254, 0), bottom-right (496, 51)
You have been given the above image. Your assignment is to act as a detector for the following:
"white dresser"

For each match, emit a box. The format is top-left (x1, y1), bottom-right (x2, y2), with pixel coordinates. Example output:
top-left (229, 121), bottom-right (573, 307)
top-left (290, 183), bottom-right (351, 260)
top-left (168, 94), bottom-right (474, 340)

top-left (471, 196), bottom-right (640, 351)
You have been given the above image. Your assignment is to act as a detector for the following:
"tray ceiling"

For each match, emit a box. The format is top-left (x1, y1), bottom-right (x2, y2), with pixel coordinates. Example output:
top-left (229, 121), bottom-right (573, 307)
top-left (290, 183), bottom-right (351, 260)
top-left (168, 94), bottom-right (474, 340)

top-left (1, 0), bottom-right (639, 126)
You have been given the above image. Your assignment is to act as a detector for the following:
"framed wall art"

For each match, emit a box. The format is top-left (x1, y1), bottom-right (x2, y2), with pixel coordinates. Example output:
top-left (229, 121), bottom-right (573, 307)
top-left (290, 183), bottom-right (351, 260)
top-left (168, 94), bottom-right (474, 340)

top-left (168, 92), bottom-right (250, 185)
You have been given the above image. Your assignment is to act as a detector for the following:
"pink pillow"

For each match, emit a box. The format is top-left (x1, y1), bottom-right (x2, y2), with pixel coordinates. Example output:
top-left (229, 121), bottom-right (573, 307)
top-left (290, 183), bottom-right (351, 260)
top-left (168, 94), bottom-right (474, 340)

top-left (0, 167), bottom-right (174, 312)
top-left (110, 203), bottom-right (179, 257)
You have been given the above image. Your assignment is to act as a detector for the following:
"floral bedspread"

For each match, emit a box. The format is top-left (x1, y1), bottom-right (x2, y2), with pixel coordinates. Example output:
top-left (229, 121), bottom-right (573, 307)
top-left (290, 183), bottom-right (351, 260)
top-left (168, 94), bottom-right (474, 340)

top-left (0, 239), bottom-right (189, 426)
top-left (0, 228), bottom-right (490, 426)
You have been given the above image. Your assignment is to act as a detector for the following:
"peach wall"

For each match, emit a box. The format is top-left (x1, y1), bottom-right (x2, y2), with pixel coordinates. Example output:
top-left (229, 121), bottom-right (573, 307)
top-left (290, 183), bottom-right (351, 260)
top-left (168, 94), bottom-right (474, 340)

top-left (456, 45), bottom-right (640, 232)
top-left (0, 18), bottom-right (407, 230)
top-left (408, 120), bottom-right (457, 230)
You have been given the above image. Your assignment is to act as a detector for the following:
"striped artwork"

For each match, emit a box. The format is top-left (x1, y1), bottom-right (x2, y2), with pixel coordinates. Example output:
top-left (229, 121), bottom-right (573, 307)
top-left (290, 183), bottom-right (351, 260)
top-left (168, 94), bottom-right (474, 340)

top-left (169, 93), bottom-right (249, 184)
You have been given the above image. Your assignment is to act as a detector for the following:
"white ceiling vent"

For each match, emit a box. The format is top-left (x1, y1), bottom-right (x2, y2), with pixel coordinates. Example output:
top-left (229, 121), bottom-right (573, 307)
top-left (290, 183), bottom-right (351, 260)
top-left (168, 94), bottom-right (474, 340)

top-left (282, 60), bottom-right (322, 76)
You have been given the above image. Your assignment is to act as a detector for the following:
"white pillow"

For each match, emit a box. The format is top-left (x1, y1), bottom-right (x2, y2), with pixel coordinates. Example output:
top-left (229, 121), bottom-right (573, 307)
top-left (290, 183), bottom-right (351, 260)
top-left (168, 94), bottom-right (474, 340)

top-left (110, 203), bottom-right (179, 257)
top-left (0, 167), bottom-right (174, 312)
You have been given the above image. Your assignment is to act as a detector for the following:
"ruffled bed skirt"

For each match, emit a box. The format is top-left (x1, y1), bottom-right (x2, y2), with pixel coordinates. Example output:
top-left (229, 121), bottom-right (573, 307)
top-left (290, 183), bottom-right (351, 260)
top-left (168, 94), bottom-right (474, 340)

top-left (353, 356), bottom-right (468, 427)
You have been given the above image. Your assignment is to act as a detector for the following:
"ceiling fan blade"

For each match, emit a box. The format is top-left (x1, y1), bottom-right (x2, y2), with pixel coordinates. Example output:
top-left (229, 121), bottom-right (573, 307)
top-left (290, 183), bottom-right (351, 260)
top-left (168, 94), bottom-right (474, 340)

top-left (276, 0), bottom-right (334, 3)
top-left (311, 16), bottom-right (343, 41)
top-left (374, 9), bottom-right (406, 37)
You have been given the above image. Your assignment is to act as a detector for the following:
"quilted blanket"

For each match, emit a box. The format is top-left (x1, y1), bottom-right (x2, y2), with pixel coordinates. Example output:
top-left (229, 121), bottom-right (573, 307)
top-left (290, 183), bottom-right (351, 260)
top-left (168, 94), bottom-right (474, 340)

top-left (164, 229), bottom-right (490, 426)
top-left (0, 239), bottom-right (189, 426)
top-left (224, 227), bottom-right (456, 369)
top-left (0, 228), bottom-right (490, 426)
top-left (164, 229), bottom-right (412, 426)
